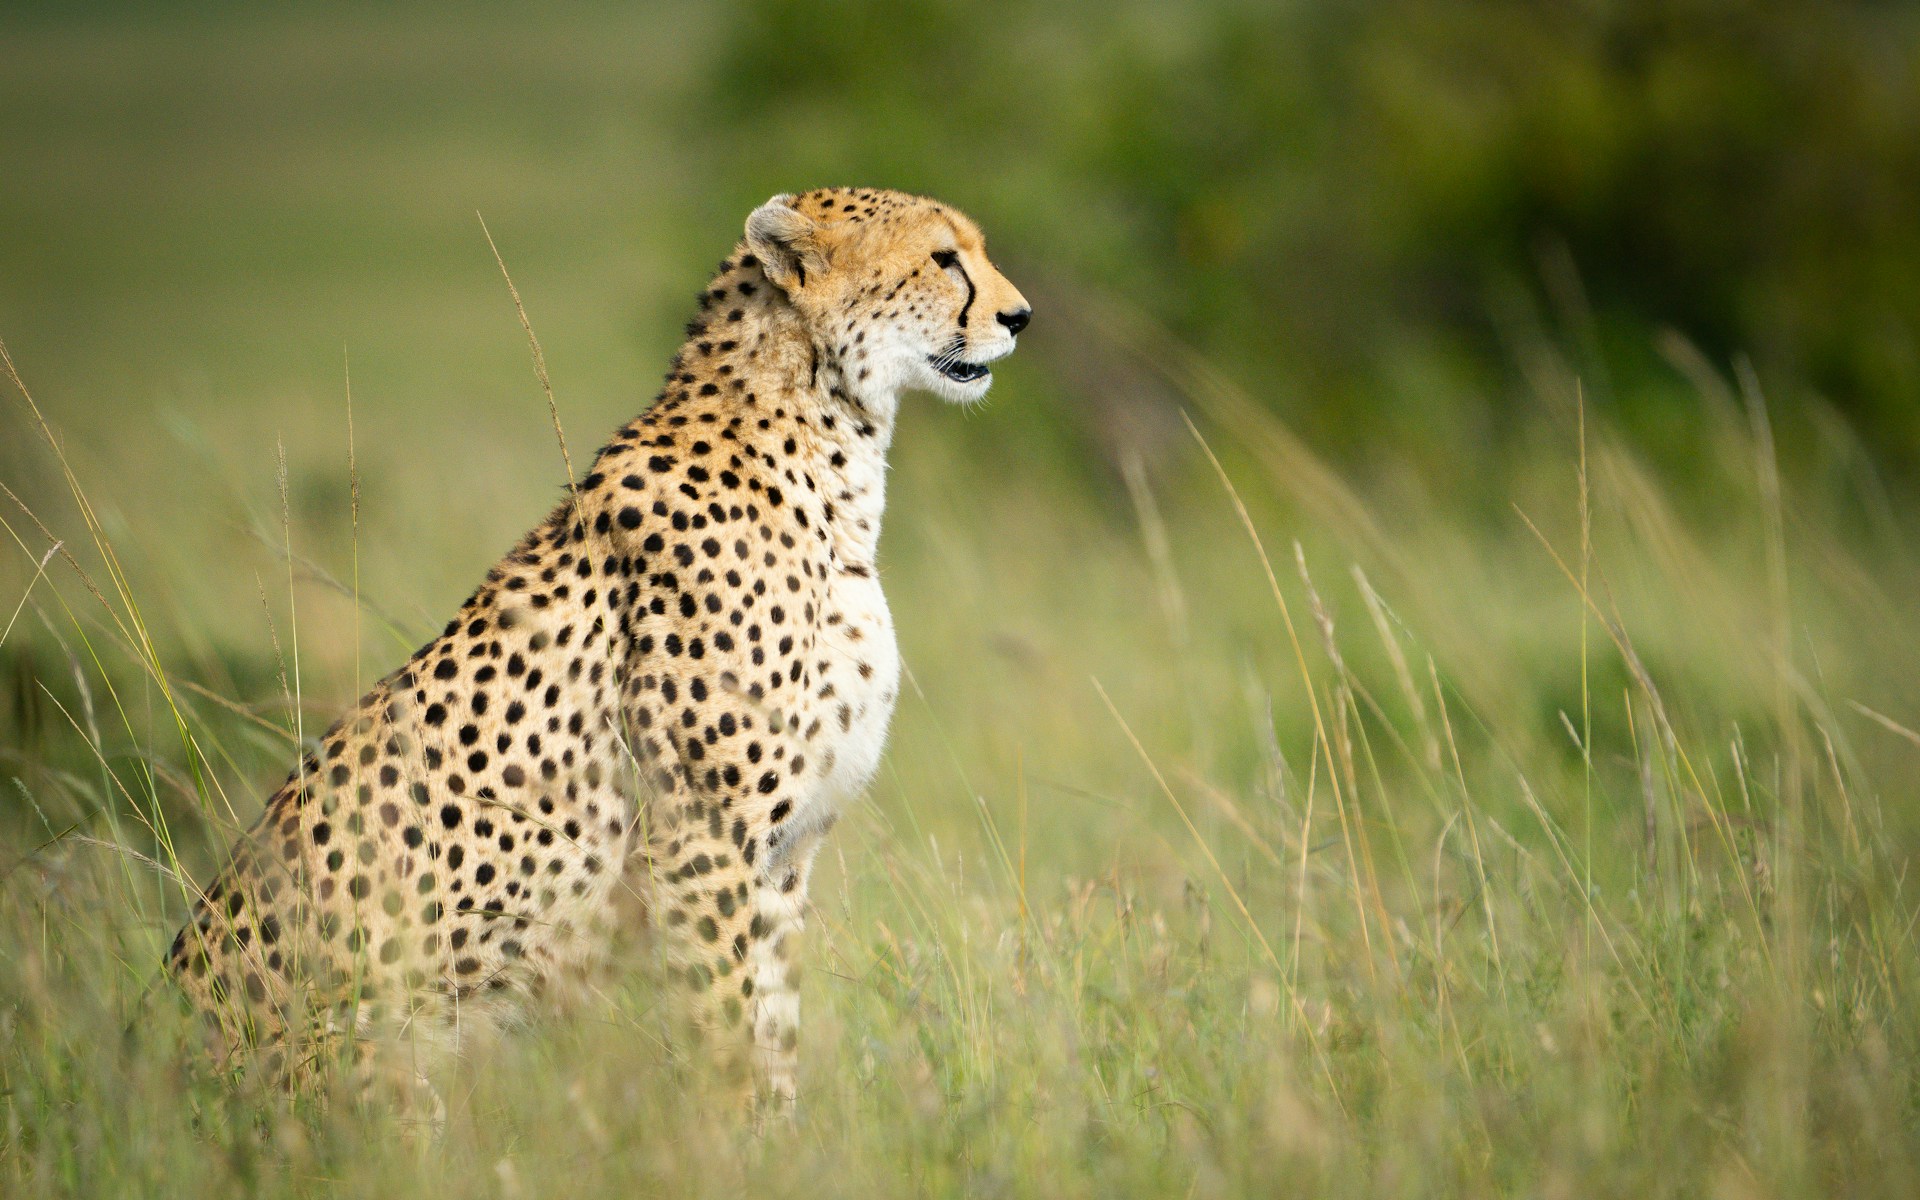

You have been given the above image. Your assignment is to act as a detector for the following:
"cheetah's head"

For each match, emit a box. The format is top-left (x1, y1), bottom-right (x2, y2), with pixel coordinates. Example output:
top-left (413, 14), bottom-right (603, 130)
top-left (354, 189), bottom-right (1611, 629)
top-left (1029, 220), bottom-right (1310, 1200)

top-left (744, 188), bottom-right (1031, 407)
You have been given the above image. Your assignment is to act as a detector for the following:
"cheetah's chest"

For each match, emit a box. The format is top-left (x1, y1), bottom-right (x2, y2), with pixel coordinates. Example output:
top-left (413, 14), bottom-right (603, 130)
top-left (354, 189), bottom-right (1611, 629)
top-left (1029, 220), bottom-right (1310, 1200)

top-left (806, 568), bottom-right (900, 814)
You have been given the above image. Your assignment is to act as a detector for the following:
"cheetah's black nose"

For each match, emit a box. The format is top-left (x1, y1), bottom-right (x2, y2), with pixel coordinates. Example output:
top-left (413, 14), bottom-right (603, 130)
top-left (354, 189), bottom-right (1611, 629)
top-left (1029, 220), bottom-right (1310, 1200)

top-left (996, 307), bottom-right (1031, 336)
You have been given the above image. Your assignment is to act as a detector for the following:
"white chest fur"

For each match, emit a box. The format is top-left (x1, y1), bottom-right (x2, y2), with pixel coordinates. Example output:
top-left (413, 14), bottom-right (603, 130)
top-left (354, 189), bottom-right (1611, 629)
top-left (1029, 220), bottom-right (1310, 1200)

top-left (813, 570), bottom-right (900, 803)
top-left (782, 407), bottom-right (901, 848)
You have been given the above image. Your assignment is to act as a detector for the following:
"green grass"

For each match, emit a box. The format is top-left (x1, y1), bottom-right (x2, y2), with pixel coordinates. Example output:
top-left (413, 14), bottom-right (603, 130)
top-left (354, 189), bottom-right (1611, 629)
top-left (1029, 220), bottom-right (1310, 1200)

top-left (4, 8), bottom-right (1920, 1196)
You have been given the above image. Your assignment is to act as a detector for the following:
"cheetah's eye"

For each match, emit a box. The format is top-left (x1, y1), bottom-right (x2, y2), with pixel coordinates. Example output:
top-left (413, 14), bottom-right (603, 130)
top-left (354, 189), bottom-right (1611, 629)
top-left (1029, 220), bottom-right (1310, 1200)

top-left (930, 250), bottom-right (958, 269)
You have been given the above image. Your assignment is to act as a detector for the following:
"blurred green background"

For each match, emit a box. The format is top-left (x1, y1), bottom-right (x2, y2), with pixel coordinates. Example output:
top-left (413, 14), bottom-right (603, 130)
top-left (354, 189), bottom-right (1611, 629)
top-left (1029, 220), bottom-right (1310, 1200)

top-left (7, 0), bottom-right (1920, 505)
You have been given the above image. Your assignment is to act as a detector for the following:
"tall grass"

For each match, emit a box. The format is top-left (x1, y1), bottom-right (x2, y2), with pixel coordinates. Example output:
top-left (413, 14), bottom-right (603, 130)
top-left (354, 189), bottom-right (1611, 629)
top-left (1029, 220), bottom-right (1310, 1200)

top-left (4, 296), bottom-right (1918, 1197)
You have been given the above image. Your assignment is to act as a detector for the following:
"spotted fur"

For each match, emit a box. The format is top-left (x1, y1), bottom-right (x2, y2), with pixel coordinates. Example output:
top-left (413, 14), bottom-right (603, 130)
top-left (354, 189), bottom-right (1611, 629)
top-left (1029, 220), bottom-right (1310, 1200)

top-left (165, 188), bottom-right (1030, 1111)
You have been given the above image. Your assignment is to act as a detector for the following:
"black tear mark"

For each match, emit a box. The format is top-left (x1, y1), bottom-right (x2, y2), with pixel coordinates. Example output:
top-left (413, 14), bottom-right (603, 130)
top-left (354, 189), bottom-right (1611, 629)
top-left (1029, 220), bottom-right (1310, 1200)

top-left (954, 261), bottom-right (977, 329)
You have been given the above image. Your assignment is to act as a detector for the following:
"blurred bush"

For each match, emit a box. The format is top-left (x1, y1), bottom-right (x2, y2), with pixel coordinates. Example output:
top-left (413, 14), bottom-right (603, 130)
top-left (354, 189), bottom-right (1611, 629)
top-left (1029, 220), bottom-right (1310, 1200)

top-left (699, 0), bottom-right (1920, 465)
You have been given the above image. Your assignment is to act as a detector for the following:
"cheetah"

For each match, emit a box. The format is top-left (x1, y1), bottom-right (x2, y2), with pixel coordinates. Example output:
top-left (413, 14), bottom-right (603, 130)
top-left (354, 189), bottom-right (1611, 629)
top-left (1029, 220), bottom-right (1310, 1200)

top-left (164, 188), bottom-right (1031, 1113)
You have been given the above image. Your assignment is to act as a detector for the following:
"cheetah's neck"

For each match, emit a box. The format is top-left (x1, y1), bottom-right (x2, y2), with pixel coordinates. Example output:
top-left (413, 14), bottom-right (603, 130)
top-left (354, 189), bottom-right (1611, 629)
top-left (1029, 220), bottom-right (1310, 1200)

top-left (620, 261), bottom-right (902, 573)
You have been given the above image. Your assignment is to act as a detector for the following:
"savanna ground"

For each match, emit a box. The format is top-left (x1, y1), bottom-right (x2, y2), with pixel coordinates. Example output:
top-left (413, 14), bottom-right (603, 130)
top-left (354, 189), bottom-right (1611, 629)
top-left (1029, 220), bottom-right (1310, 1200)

top-left (4, 6), bottom-right (1920, 1197)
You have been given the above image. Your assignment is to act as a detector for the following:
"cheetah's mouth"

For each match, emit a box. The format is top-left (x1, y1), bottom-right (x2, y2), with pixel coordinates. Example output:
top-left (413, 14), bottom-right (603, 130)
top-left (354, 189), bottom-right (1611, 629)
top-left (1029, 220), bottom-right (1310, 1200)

top-left (928, 356), bottom-right (991, 384)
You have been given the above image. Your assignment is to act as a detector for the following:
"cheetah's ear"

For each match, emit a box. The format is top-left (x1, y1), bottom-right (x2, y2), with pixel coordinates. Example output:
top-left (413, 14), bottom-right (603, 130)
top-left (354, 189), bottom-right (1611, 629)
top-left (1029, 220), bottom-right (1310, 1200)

top-left (745, 194), bottom-right (829, 294)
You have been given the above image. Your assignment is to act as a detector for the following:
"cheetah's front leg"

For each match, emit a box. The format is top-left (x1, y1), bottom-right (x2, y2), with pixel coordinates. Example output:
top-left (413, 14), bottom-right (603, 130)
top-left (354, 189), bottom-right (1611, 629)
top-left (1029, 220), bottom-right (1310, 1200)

top-left (657, 811), bottom-right (820, 1114)
top-left (744, 830), bottom-right (824, 1109)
